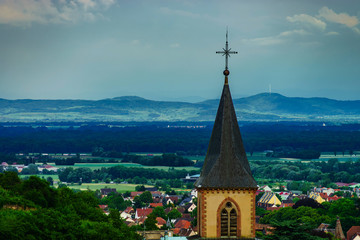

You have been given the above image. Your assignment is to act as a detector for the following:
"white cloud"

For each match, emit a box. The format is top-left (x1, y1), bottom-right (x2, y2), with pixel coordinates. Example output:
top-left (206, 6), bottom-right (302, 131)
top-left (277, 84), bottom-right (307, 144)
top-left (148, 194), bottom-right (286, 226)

top-left (78, 0), bottom-right (96, 10)
top-left (0, 0), bottom-right (115, 26)
top-left (286, 14), bottom-right (326, 30)
top-left (325, 31), bottom-right (339, 36)
top-left (318, 6), bottom-right (358, 28)
top-left (243, 29), bottom-right (309, 46)
top-left (279, 29), bottom-right (309, 37)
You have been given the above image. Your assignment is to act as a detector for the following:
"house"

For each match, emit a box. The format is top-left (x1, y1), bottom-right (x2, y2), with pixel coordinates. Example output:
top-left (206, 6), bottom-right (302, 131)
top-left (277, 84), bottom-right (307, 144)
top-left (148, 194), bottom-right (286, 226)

top-left (308, 192), bottom-right (325, 204)
top-left (179, 197), bottom-right (192, 206)
top-left (156, 217), bottom-right (166, 228)
top-left (130, 191), bottom-right (144, 198)
top-left (120, 211), bottom-right (131, 220)
top-left (278, 192), bottom-right (291, 201)
top-left (190, 189), bottom-right (197, 197)
top-left (98, 205), bottom-right (109, 215)
top-left (135, 208), bottom-right (153, 219)
top-left (315, 223), bottom-right (335, 236)
top-left (165, 196), bottom-right (179, 205)
top-left (314, 187), bottom-right (335, 196)
top-left (149, 203), bottom-right (163, 208)
top-left (257, 192), bottom-right (281, 208)
top-left (266, 202), bottom-right (294, 211)
top-left (124, 206), bottom-right (135, 214)
top-left (100, 188), bottom-right (116, 196)
top-left (121, 207), bottom-right (134, 219)
top-left (172, 219), bottom-right (195, 237)
top-left (319, 192), bottom-right (340, 202)
top-left (174, 228), bottom-right (196, 237)
top-left (347, 226), bottom-right (360, 240)
top-left (259, 185), bottom-right (272, 192)
top-left (38, 164), bottom-right (58, 172)
top-left (184, 203), bottom-right (196, 213)
top-left (174, 219), bottom-right (191, 229)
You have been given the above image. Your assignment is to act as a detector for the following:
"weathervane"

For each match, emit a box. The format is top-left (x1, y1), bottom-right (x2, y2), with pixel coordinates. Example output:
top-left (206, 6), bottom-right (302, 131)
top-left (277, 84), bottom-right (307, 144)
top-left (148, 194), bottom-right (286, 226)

top-left (216, 28), bottom-right (238, 77)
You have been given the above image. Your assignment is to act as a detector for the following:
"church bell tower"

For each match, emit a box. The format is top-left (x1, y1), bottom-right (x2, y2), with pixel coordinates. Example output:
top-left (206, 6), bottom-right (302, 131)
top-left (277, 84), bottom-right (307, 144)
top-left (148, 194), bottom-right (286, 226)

top-left (194, 31), bottom-right (258, 239)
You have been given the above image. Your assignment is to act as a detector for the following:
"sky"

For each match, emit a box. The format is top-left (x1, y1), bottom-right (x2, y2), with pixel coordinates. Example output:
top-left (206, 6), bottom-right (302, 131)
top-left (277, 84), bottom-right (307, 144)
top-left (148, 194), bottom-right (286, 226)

top-left (0, 0), bottom-right (360, 102)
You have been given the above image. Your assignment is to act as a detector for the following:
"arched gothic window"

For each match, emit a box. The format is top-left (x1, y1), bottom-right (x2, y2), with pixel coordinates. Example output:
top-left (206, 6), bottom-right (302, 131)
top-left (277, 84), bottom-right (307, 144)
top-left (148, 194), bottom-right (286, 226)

top-left (220, 202), bottom-right (237, 237)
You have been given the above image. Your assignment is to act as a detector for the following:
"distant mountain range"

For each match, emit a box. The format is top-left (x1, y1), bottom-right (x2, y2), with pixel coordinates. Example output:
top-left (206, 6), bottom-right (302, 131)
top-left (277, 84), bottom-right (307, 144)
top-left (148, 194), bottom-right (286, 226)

top-left (1, 93), bottom-right (360, 122)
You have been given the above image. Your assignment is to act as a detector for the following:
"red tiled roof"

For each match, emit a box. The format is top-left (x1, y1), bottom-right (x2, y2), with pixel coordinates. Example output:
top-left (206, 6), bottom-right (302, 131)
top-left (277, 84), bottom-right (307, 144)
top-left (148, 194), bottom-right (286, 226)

top-left (131, 192), bottom-right (144, 197)
top-left (347, 226), bottom-right (360, 240)
top-left (98, 205), bottom-right (108, 210)
top-left (177, 207), bottom-right (186, 214)
top-left (137, 217), bottom-right (146, 224)
top-left (174, 219), bottom-right (191, 229)
top-left (149, 203), bottom-right (163, 208)
top-left (44, 164), bottom-right (56, 169)
top-left (167, 196), bottom-right (179, 203)
top-left (335, 182), bottom-right (350, 187)
top-left (281, 203), bottom-right (294, 207)
top-left (124, 207), bottom-right (134, 213)
top-left (136, 208), bottom-right (153, 218)
top-left (156, 217), bottom-right (166, 225)
top-left (319, 192), bottom-right (340, 202)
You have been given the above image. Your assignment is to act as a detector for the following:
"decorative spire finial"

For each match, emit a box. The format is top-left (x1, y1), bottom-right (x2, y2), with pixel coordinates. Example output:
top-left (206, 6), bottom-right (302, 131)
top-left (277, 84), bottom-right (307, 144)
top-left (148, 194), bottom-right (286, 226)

top-left (216, 28), bottom-right (238, 82)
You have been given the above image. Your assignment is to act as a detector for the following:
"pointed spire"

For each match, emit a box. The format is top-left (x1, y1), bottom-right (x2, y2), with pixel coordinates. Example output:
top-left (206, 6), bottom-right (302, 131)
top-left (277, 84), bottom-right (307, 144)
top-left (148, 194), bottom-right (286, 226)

top-left (195, 31), bottom-right (256, 189)
top-left (335, 216), bottom-right (345, 240)
top-left (194, 82), bottom-right (257, 189)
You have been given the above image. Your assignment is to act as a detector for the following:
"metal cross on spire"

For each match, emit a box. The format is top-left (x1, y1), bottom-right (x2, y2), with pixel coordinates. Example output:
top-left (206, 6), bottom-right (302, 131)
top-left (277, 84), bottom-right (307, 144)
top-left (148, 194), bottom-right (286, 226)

top-left (216, 29), bottom-right (238, 74)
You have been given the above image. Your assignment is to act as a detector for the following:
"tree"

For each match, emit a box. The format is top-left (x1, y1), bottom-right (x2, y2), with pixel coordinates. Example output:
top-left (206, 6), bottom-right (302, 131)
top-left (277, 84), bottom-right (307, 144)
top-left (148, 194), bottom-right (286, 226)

top-left (139, 191), bottom-right (153, 204)
top-left (167, 209), bottom-right (182, 220)
top-left (293, 198), bottom-right (323, 209)
top-left (264, 219), bottom-right (323, 240)
top-left (152, 206), bottom-right (167, 219)
top-left (21, 164), bottom-right (39, 175)
top-left (143, 213), bottom-right (158, 230)
top-left (46, 177), bottom-right (53, 185)
top-left (135, 185), bottom-right (146, 191)
top-left (0, 171), bottom-right (21, 190)
top-left (133, 196), bottom-right (144, 209)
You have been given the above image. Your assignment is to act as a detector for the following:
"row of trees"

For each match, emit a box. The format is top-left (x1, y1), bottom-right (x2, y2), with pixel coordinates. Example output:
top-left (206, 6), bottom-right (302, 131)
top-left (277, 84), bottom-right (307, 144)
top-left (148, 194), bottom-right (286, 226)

top-left (58, 166), bottom-right (199, 184)
top-left (1, 123), bottom-right (360, 154)
top-left (251, 158), bottom-right (360, 184)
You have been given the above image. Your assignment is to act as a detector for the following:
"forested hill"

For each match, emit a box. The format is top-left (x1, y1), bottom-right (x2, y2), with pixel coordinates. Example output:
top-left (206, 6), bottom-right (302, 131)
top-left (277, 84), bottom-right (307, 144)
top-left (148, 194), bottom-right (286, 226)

top-left (1, 93), bottom-right (360, 122)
